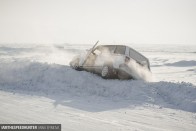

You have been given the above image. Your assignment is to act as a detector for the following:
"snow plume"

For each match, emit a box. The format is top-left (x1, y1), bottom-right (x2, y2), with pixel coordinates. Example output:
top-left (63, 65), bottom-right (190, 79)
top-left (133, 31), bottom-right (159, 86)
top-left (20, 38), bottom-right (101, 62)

top-left (78, 51), bottom-right (93, 66)
top-left (126, 59), bottom-right (153, 82)
top-left (78, 47), bottom-right (113, 66)
top-left (94, 48), bottom-right (115, 65)
top-left (42, 45), bottom-right (76, 65)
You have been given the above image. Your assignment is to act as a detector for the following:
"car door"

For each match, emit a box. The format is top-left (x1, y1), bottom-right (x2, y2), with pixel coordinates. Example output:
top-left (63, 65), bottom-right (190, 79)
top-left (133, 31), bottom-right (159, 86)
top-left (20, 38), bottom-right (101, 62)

top-left (112, 46), bottom-right (126, 68)
top-left (82, 52), bottom-right (97, 72)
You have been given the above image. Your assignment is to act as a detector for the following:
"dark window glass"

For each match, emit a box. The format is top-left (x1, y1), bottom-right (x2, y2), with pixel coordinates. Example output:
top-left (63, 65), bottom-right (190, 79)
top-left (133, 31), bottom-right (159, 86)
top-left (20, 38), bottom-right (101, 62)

top-left (105, 46), bottom-right (116, 52)
top-left (114, 46), bottom-right (126, 54)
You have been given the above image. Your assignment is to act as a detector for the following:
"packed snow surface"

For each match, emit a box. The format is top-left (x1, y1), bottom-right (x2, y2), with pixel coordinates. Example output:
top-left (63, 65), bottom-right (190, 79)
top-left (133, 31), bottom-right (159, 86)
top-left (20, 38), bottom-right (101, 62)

top-left (0, 43), bottom-right (196, 131)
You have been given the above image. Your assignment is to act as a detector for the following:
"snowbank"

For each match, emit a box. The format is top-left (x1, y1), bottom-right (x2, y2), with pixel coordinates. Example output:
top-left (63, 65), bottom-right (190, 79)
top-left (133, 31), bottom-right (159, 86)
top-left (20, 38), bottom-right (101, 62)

top-left (165, 60), bottom-right (196, 67)
top-left (0, 61), bottom-right (195, 112)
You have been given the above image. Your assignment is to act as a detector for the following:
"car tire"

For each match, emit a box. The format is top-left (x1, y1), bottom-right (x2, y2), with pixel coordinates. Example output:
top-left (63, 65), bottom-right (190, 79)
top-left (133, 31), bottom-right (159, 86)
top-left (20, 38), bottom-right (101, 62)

top-left (72, 58), bottom-right (81, 71)
top-left (101, 65), bottom-right (113, 79)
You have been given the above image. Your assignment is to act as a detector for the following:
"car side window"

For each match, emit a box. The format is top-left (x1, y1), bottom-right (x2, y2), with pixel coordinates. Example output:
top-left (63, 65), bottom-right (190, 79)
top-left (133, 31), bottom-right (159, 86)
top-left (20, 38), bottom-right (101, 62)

top-left (107, 46), bottom-right (116, 53)
top-left (114, 46), bottom-right (126, 54)
top-left (129, 48), bottom-right (148, 66)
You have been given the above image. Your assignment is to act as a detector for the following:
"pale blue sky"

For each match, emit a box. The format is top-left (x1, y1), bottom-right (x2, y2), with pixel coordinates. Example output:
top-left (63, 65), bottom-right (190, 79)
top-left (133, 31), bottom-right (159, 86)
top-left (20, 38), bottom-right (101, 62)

top-left (0, 0), bottom-right (196, 44)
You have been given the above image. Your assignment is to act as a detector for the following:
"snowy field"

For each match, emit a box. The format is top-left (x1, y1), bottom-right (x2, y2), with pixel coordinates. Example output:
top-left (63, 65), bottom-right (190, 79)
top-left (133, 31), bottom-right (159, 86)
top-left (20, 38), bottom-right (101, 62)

top-left (0, 43), bottom-right (196, 131)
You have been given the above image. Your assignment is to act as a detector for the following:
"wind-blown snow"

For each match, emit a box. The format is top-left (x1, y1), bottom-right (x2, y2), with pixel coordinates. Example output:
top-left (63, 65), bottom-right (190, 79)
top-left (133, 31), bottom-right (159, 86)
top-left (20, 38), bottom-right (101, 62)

top-left (126, 59), bottom-right (152, 81)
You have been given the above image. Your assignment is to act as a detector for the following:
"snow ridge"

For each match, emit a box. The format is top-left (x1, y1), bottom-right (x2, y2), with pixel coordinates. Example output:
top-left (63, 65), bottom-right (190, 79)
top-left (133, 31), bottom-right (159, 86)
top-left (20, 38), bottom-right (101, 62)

top-left (0, 61), bottom-right (195, 112)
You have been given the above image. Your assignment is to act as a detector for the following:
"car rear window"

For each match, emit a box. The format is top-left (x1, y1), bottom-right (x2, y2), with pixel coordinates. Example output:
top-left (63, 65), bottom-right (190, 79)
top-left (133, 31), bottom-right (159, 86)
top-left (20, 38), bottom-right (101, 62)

top-left (114, 46), bottom-right (126, 54)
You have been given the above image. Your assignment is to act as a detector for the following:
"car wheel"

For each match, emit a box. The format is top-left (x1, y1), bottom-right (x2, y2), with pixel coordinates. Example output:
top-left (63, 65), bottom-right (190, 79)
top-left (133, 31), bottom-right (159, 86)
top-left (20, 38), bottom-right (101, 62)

top-left (101, 65), bottom-right (112, 79)
top-left (72, 58), bottom-right (81, 71)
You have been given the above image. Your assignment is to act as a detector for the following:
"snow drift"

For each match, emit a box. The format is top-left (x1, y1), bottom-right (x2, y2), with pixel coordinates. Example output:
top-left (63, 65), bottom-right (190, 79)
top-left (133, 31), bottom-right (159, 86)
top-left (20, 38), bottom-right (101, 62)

top-left (0, 61), bottom-right (195, 112)
top-left (0, 44), bottom-right (196, 131)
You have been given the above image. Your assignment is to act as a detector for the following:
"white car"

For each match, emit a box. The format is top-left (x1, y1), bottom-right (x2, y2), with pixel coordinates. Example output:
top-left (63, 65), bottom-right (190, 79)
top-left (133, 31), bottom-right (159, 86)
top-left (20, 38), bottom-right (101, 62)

top-left (70, 43), bottom-right (150, 79)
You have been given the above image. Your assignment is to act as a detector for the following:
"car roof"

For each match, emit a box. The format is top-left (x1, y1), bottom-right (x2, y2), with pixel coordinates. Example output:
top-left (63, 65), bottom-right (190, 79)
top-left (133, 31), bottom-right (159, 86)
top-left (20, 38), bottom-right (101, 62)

top-left (97, 45), bottom-right (126, 47)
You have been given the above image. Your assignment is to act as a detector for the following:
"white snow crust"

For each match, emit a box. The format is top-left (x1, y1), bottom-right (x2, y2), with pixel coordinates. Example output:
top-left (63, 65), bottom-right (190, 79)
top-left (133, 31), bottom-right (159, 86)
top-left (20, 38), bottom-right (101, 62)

top-left (0, 44), bottom-right (195, 131)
